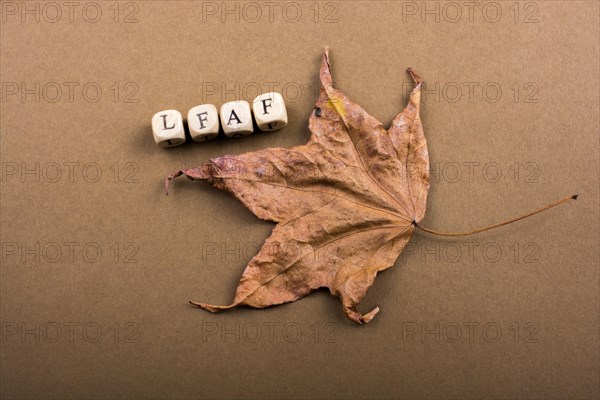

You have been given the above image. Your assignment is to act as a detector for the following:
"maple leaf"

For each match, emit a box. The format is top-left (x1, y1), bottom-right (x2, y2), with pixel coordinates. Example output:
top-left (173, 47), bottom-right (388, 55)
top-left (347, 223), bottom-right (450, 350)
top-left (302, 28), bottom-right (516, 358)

top-left (166, 47), bottom-right (429, 324)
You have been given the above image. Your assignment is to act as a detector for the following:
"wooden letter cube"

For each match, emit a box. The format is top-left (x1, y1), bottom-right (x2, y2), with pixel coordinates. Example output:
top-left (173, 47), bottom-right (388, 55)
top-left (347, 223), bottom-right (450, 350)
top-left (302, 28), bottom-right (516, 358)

top-left (252, 92), bottom-right (288, 131)
top-left (220, 100), bottom-right (253, 137)
top-left (188, 104), bottom-right (219, 142)
top-left (152, 110), bottom-right (185, 148)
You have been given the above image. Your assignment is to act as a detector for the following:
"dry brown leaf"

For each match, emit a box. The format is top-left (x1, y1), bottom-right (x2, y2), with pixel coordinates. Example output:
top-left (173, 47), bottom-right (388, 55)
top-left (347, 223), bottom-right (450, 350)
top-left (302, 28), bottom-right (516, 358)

top-left (165, 47), bottom-right (429, 324)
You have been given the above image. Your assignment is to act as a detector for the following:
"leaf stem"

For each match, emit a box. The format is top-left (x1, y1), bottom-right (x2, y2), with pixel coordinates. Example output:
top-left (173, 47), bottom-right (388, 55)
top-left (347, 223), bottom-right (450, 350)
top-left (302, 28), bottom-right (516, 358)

top-left (414, 195), bottom-right (578, 237)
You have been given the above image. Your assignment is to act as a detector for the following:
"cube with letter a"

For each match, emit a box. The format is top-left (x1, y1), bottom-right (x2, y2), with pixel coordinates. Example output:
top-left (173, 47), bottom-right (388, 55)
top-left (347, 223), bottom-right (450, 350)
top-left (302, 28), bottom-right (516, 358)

top-left (220, 101), bottom-right (254, 137)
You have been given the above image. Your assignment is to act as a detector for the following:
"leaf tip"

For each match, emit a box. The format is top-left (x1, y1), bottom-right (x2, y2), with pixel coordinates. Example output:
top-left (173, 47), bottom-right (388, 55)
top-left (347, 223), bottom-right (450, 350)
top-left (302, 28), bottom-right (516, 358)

top-left (164, 170), bottom-right (185, 196)
top-left (361, 306), bottom-right (380, 324)
top-left (407, 68), bottom-right (422, 84)
top-left (189, 300), bottom-right (231, 313)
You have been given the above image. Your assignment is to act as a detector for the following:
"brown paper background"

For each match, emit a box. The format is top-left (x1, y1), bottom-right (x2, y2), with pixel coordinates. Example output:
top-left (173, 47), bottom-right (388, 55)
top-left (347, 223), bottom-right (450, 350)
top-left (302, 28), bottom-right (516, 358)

top-left (1, 1), bottom-right (598, 399)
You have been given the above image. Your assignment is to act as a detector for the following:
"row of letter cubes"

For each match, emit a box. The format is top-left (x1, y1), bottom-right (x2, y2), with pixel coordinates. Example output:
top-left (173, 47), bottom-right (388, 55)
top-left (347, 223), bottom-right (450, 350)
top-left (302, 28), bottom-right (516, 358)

top-left (152, 92), bottom-right (287, 147)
